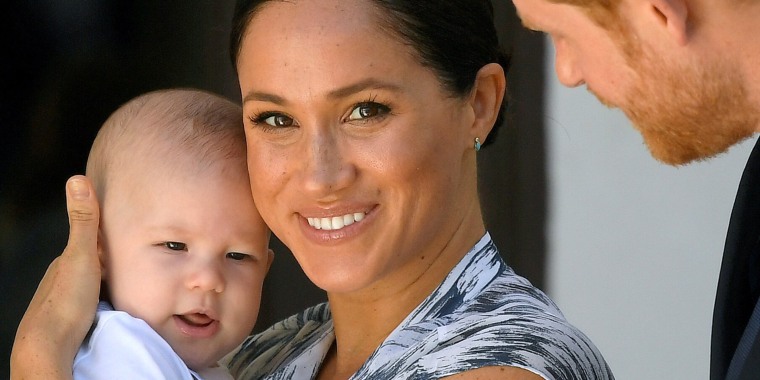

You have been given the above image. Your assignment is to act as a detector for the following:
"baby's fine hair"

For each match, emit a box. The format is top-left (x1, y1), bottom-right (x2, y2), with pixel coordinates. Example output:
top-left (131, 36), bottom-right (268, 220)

top-left (86, 88), bottom-right (245, 201)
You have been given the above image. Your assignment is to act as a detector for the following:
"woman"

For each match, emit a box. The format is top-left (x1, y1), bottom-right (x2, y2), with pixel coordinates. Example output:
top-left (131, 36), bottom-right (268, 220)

top-left (12, 1), bottom-right (614, 379)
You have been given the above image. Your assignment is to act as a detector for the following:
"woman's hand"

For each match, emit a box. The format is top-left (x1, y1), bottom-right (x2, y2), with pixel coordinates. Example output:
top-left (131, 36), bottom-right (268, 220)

top-left (10, 176), bottom-right (102, 380)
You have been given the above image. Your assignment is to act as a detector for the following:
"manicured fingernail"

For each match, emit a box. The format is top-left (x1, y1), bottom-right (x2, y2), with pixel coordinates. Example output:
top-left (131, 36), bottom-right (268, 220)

top-left (68, 178), bottom-right (90, 200)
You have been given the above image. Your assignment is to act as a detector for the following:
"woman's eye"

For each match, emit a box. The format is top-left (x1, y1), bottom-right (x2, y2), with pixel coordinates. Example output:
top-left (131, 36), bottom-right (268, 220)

top-left (226, 252), bottom-right (250, 261)
top-left (265, 114), bottom-right (294, 127)
top-left (164, 242), bottom-right (187, 251)
top-left (348, 102), bottom-right (390, 121)
top-left (250, 112), bottom-right (295, 129)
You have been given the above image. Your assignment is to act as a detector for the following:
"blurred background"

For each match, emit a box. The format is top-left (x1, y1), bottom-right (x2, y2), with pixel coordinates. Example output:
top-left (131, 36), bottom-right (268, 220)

top-left (3, 1), bottom-right (753, 378)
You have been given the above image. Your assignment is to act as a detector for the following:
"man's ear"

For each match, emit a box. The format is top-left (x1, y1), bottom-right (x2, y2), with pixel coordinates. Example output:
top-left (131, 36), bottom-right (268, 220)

top-left (647, 0), bottom-right (689, 45)
top-left (468, 62), bottom-right (507, 144)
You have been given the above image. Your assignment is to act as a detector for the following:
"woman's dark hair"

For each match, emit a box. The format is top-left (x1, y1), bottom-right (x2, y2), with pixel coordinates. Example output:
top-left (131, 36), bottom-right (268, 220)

top-left (229, 0), bottom-right (509, 147)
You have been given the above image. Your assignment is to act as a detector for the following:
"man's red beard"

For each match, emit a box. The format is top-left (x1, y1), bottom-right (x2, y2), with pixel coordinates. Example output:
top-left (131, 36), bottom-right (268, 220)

top-left (589, 44), bottom-right (758, 165)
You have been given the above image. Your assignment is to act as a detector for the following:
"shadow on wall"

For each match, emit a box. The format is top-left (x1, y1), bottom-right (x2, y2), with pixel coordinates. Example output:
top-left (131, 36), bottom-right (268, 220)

top-left (1, 1), bottom-right (545, 375)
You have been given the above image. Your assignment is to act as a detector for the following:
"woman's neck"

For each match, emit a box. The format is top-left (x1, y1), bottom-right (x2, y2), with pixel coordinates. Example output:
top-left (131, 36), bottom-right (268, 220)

top-left (318, 210), bottom-right (486, 380)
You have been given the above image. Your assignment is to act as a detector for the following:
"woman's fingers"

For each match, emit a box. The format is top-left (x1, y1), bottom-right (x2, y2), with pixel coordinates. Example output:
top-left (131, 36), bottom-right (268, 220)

top-left (11, 175), bottom-right (102, 380)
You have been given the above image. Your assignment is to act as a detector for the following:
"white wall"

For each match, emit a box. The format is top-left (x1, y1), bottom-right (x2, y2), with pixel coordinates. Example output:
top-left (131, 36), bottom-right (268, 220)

top-left (543, 38), bottom-right (756, 379)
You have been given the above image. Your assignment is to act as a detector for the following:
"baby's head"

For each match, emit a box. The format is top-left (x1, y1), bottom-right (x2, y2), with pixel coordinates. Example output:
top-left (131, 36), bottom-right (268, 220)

top-left (87, 88), bottom-right (271, 370)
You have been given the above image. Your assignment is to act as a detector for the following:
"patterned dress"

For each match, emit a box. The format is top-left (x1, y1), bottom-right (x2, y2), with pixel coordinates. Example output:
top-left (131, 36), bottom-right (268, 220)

top-left (225, 233), bottom-right (614, 379)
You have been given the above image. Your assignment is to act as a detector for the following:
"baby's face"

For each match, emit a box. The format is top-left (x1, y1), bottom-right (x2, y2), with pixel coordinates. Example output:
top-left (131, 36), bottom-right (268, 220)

top-left (100, 162), bottom-right (271, 370)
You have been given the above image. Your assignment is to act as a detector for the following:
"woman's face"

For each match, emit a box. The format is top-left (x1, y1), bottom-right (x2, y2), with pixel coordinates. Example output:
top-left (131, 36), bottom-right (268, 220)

top-left (237, 0), bottom-right (481, 295)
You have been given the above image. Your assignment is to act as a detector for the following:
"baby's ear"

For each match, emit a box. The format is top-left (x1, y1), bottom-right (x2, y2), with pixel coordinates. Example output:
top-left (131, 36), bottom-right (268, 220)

top-left (97, 229), bottom-right (111, 303)
top-left (97, 229), bottom-right (107, 279)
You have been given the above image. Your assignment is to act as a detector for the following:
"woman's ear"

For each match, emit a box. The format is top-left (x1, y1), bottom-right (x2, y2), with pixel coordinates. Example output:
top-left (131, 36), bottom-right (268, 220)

top-left (645, 0), bottom-right (689, 45)
top-left (468, 62), bottom-right (507, 144)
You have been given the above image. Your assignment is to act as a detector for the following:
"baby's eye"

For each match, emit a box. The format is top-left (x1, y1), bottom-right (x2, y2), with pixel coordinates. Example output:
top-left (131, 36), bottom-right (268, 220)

top-left (226, 252), bottom-right (250, 261)
top-left (348, 102), bottom-right (390, 121)
top-left (164, 241), bottom-right (187, 251)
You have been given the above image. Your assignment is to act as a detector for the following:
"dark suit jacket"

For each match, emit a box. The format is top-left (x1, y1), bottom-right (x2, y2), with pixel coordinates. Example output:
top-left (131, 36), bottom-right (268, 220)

top-left (712, 137), bottom-right (760, 379)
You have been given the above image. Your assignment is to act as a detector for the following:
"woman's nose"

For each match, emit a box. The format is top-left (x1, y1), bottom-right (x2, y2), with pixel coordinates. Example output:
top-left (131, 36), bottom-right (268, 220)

top-left (553, 38), bottom-right (585, 88)
top-left (185, 259), bottom-right (225, 293)
top-left (300, 129), bottom-right (356, 199)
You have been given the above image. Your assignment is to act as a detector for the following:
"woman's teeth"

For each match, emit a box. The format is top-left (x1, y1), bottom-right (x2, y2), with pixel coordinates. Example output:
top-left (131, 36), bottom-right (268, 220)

top-left (307, 212), bottom-right (365, 231)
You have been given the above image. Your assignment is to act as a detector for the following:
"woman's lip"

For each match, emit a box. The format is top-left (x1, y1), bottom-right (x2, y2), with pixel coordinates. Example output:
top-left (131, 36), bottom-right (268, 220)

top-left (173, 314), bottom-right (219, 338)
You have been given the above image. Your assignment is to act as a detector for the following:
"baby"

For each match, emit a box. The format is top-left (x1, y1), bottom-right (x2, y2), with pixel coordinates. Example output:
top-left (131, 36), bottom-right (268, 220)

top-left (73, 88), bottom-right (272, 379)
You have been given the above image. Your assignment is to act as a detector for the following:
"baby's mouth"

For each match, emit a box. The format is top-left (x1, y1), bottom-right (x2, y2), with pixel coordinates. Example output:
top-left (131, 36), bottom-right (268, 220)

top-left (177, 313), bottom-right (214, 327)
top-left (174, 312), bottom-right (220, 338)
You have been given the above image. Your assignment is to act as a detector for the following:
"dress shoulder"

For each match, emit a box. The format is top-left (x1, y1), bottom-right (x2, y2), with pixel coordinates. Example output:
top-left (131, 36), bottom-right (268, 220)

top-left (414, 268), bottom-right (614, 380)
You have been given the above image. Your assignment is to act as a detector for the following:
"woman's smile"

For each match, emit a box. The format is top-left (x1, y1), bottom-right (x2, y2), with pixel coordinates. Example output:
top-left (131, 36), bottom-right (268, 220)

top-left (306, 212), bottom-right (365, 231)
top-left (298, 206), bottom-right (377, 246)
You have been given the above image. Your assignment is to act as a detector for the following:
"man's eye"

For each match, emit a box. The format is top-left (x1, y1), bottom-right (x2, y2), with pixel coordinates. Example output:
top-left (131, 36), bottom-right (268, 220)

top-left (348, 102), bottom-right (390, 121)
top-left (226, 252), bottom-right (250, 261)
top-left (164, 242), bottom-right (187, 251)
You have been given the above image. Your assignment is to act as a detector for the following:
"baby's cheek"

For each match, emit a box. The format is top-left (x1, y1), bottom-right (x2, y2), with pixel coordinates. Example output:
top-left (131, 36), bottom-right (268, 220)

top-left (228, 281), bottom-right (262, 330)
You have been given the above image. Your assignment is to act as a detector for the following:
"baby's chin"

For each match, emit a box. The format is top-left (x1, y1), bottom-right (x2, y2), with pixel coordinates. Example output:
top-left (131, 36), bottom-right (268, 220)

top-left (178, 350), bottom-right (225, 372)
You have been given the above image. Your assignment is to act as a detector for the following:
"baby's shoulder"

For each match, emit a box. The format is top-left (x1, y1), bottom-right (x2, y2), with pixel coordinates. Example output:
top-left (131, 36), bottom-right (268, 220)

top-left (74, 303), bottom-right (192, 379)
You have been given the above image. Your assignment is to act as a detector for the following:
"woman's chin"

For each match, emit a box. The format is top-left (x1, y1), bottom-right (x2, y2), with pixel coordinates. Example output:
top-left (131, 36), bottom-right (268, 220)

top-left (301, 262), bottom-right (377, 295)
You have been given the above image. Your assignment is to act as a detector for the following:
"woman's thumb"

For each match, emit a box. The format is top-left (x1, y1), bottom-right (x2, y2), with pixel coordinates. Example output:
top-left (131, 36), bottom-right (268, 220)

top-left (64, 175), bottom-right (100, 257)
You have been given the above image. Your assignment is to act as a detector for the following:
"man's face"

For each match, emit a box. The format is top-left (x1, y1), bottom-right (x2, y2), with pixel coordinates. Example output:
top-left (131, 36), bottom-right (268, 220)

top-left (512, 0), bottom-right (758, 165)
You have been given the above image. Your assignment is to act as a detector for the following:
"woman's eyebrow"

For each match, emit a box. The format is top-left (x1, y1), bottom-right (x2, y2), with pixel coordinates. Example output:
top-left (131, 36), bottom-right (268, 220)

top-left (243, 91), bottom-right (288, 105)
top-left (242, 79), bottom-right (402, 105)
top-left (326, 78), bottom-right (403, 100)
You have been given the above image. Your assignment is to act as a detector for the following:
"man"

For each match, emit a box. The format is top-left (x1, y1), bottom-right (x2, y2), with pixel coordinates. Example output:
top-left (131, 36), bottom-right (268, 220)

top-left (511, 0), bottom-right (760, 378)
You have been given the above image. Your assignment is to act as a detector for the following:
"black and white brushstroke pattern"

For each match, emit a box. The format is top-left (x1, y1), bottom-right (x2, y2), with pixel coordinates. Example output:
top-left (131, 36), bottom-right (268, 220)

top-left (225, 233), bottom-right (614, 379)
